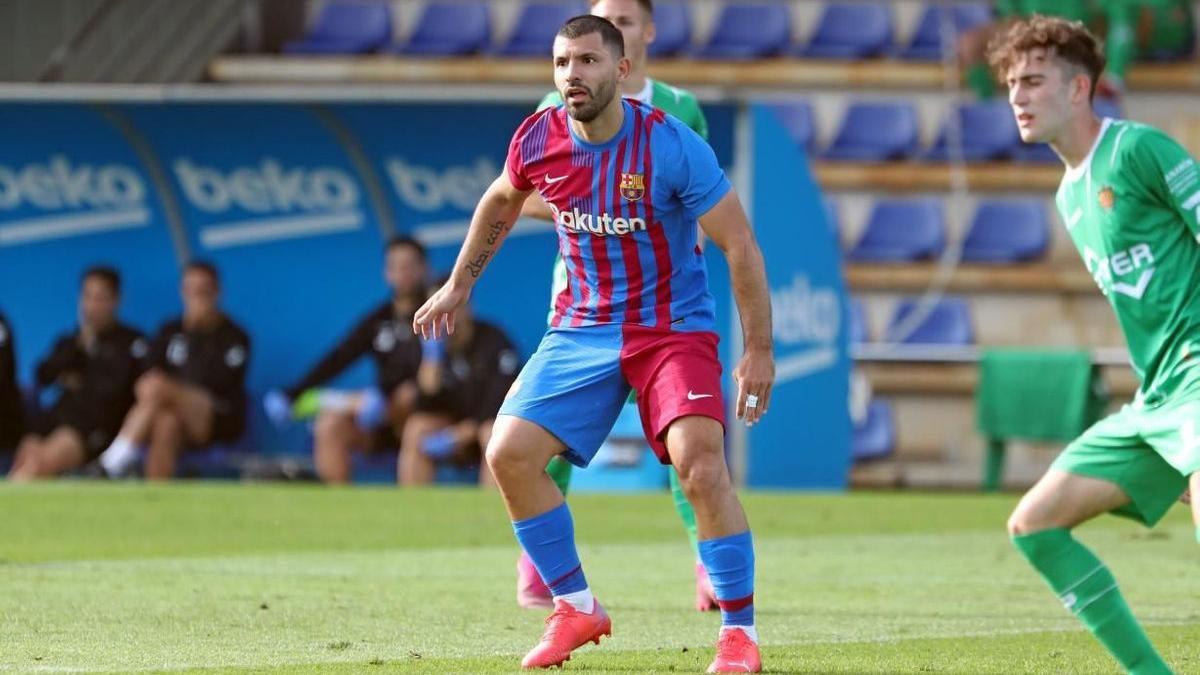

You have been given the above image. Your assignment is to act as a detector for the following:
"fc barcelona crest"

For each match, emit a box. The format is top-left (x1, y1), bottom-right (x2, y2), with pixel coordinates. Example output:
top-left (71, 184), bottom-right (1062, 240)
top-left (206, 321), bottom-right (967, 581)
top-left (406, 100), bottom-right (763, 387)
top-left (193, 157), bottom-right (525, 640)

top-left (1098, 186), bottom-right (1115, 210)
top-left (620, 173), bottom-right (645, 201)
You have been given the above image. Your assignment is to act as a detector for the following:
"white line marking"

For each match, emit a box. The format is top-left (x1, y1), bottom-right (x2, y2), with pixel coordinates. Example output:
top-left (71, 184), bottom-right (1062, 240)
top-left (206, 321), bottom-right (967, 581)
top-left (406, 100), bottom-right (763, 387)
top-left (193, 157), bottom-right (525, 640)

top-left (0, 207), bottom-right (150, 246)
top-left (775, 346), bottom-right (838, 383)
top-left (198, 211), bottom-right (362, 249)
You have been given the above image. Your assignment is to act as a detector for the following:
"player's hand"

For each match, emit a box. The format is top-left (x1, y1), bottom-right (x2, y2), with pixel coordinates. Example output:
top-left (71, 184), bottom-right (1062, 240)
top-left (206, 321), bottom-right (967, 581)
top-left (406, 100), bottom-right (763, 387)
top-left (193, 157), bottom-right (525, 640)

top-left (413, 281), bottom-right (469, 340)
top-left (734, 347), bottom-right (774, 426)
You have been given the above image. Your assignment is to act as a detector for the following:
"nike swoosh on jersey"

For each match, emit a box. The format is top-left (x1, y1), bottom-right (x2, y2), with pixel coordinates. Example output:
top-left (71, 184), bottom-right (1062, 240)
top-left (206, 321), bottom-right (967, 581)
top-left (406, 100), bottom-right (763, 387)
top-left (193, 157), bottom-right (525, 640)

top-left (544, 173), bottom-right (568, 184)
top-left (687, 391), bottom-right (714, 400)
top-left (1065, 208), bottom-right (1083, 229)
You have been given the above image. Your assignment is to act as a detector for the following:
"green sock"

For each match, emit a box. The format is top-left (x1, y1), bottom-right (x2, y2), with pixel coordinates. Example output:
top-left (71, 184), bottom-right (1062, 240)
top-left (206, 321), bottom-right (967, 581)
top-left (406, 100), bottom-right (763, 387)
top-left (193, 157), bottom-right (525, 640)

top-left (1012, 529), bottom-right (1172, 675)
top-left (669, 468), bottom-right (700, 555)
top-left (546, 456), bottom-right (572, 497)
top-left (965, 62), bottom-right (996, 99)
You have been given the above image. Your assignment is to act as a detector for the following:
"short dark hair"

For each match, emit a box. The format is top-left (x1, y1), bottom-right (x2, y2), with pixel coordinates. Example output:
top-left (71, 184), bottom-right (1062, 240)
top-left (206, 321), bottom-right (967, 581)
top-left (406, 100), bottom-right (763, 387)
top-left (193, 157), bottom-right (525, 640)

top-left (558, 15), bottom-right (625, 58)
top-left (386, 235), bottom-right (427, 261)
top-left (987, 15), bottom-right (1106, 101)
top-left (184, 260), bottom-right (220, 286)
top-left (81, 266), bottom-right (121, 295)
top-left (588, 0), bottom-right (653, 18)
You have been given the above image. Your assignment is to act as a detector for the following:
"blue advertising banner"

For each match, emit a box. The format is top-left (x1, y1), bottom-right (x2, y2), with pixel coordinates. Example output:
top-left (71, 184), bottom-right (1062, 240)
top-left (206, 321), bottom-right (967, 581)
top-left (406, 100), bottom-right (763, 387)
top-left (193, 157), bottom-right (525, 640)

top-left (0, 99), bottom-right (794, 471)
top-left (0, 104), bottom-right (180, 382)
top-left (117, 103), bottom-right (392, 449)
top-left (744, 103), bottom-right (851, 488)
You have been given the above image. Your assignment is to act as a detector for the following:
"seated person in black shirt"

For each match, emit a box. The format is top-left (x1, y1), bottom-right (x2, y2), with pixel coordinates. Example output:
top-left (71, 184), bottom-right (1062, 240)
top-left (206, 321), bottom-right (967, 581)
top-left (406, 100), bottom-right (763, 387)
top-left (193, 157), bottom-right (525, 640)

top-left (264, 236), bottom-right (429, 483)
top-left (98, 262), bottom-right (250, 479)
top-left (0, 310), bottom-right (22, 456)
top-left (8, 267), bottom-right (147, 481)
top-left (400, 298), bottom-right (520, 486)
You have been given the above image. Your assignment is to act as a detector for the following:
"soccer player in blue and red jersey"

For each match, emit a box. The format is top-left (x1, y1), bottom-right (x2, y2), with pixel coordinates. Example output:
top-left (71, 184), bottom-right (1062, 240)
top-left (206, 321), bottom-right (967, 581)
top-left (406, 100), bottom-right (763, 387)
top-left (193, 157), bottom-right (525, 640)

top-left (414, 15), bottom-right (774, 673)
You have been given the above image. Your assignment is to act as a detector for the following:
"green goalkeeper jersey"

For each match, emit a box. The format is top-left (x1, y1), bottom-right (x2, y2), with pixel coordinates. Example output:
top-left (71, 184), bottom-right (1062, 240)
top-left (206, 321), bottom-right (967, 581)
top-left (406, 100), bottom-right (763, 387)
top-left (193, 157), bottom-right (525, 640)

top-left (1055, 118), bottom-right (1200, 402)
top-left (538, 79), bottom-right (709, 323)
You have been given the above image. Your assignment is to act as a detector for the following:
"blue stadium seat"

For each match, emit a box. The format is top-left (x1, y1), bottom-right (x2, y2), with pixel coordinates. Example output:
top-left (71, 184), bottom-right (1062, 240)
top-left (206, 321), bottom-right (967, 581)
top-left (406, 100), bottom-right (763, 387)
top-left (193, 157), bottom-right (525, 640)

top-left (847, 199), bottom-right (945, 261)
top-left (823, 101), bottom-right (918, 161)
top-left (853, 400), bottom-right (895, 462)
top-left (848, 296), bottom-right (869, 344)
top-left (284, 1), bottom-right (393, 54)
top-left (696, 2), bottom-right (791, 59)
top-left (1094, 97), bottom-right (1122, 120)
top-left (498, 2), bottom-right (585, 57)
top-left (924, 100), bottom-right (1019, 162)
top-left (393, 2), bottom-right (490, 56)
top-left (767, 99), bottom-right (816, 153)
top-left (962, 199), bottom-right (1049, 263)
top-left (801, 2), bottom-right (893, 59)
top-left (886, 297), bottom-right (974, 345)
top-left (898, 2), bottom-right (991, 60)
top-left (1010, 141), bottom-right (1058, 163)
top-left (647, 1), bottom-right (691, 57)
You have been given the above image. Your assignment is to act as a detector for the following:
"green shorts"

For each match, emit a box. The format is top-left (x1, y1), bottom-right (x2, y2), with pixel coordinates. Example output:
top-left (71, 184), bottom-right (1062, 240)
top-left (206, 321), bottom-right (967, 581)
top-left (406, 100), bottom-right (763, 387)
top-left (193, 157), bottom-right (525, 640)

top-left (1053, 392), bottom-right (1200, 526)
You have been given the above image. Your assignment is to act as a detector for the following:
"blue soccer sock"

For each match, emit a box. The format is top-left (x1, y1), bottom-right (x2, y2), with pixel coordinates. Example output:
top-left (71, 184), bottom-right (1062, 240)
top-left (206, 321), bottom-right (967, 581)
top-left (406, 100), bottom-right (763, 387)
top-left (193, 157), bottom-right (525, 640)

top-left (698, 531), bottom-right (756, 637)
top-left (512, 502), bottom-right (592, 611)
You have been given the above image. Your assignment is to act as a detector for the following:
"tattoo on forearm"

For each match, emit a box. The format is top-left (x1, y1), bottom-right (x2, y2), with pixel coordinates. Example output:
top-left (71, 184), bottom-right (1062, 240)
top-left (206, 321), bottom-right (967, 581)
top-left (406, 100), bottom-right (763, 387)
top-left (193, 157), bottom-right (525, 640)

top-left (466, 249), bottom-right (492, 278)
top-left (485, 219), bottom-right (510, 246)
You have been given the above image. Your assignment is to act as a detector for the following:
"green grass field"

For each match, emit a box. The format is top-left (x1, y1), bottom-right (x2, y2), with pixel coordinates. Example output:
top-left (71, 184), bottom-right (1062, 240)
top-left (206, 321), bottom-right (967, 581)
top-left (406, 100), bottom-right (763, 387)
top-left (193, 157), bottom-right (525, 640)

top-left (1, 483), bottom-right (1197, 673)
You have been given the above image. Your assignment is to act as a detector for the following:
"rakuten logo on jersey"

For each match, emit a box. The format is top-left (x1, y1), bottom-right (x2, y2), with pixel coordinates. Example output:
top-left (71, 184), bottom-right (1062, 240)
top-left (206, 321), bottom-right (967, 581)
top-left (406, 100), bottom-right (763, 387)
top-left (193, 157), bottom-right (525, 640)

top-left (173, 158), bottom-right (359, 213)
top-left (172, 158), bottom-right (365, 250)
top-left (385, 158), bottom-right (497, 212)
top-left (0, 155), bottom-right (152, 247)
top-left (548, 203), bottom-right (647, 237)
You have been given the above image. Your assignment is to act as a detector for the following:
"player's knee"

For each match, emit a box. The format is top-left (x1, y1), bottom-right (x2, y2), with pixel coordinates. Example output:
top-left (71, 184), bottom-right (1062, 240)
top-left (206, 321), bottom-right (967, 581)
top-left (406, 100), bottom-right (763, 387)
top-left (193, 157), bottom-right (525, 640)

top-left (675, 453), bottom-right (729, 502)
top-left (136, 372), bottom-right (168, 404)
top-left (1006, 507), bottom-right (1047, 537)
top-left (484, 438), bottom-right (529, 479)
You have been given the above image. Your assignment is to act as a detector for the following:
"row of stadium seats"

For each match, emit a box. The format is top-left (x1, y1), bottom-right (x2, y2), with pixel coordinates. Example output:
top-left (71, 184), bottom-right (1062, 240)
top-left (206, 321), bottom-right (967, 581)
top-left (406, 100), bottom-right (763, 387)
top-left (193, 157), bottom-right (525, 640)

top-left (834, 197), bottom-right (1050, 263)
top-left (285, 1), bottom-right (1000, 59)
top-left (283, 1), bottom-right (1200, 61)
top-left (771, 98), bottom-right (1121, 162)
top-left (849, 296), bottom-right (974, 346)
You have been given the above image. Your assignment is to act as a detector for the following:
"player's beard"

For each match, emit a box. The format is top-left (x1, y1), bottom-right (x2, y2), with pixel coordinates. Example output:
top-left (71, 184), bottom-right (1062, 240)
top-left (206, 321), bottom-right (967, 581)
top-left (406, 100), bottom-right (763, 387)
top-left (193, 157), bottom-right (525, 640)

top-left (565, 77), bottom-right (617, 123)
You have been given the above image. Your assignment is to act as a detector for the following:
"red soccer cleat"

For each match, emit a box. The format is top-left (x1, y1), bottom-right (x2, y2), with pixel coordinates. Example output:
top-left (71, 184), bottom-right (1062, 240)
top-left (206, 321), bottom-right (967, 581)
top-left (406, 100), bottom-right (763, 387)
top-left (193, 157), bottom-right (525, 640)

top-left (521, 599), bottom-right (612, 669)
top-left (517, 552), bottom-right (554, 609)
top-left (695, 561), bottom-right (719, 612)
top-left (707, 628), bottom-right (762, 673)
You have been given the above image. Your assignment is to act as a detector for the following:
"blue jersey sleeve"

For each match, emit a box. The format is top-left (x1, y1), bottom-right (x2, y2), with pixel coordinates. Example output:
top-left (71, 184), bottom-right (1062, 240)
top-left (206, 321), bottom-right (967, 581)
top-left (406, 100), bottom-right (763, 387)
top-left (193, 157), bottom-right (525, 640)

top-left (667, 117), bottom-right (731, 219)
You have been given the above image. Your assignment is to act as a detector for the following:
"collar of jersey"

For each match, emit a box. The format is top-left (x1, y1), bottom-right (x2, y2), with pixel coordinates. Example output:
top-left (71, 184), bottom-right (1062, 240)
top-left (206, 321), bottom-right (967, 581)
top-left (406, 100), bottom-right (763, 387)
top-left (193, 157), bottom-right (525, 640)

top-left (567, 99), bottom-right (634, 152)
top-left (1063, 117), bottom-right (1113, 184)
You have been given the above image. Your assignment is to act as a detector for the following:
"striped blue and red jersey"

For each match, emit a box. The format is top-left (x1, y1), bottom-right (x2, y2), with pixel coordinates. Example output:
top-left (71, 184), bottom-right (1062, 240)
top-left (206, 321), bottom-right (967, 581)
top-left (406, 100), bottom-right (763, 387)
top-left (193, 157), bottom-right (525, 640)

top-left (506, 98), bottom-right (731, 332)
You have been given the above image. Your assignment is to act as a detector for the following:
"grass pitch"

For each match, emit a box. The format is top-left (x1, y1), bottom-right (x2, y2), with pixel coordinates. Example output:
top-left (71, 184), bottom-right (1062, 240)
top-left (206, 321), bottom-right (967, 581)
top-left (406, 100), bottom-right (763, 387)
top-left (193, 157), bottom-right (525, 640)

top-left (1, 483), bottom-right (1197, 673)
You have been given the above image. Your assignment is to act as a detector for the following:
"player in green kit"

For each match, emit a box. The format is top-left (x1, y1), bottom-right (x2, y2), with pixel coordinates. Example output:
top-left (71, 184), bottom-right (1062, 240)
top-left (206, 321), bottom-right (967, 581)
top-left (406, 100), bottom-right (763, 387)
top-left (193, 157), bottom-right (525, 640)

top-left (514, 0), bottom-right (718, 612)
top-left (990, 15), bottom-right (1200, 674)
